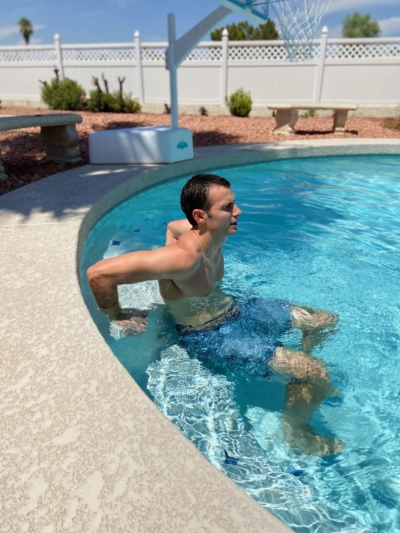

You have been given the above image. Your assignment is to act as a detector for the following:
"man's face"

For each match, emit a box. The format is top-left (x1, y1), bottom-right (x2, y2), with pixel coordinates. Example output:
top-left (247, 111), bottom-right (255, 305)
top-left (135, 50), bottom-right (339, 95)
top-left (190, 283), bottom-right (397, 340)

top-left (204, 186), bottom-right (242, 237)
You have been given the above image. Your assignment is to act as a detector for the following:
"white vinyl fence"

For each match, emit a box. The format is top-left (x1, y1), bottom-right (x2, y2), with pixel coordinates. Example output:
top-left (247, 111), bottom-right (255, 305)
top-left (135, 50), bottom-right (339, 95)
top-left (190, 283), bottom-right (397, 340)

top-left (0, 28), bottom-right (399, 107)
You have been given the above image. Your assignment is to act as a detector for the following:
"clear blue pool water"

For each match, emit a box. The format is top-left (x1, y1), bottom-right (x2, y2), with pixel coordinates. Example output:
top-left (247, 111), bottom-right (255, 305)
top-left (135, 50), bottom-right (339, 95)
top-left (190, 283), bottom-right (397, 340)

top-left (81, 155), bottom-right (400, 533)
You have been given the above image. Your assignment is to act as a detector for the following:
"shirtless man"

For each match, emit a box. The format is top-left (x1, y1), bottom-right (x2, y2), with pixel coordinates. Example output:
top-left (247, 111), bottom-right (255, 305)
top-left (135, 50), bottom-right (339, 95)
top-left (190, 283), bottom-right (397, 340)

top-left (87, 174), bottom-right (344, 456)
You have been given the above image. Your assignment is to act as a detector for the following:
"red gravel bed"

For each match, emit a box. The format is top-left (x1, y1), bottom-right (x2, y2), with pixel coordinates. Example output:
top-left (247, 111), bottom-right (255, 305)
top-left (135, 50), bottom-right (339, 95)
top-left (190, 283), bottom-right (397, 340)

top-left (1, 107), bottom-right (399, 196)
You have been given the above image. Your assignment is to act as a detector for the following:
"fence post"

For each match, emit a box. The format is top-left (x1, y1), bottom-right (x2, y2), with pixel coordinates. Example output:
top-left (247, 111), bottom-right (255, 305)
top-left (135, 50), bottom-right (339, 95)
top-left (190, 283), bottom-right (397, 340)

top-left (313, 26), bottom-right (328, 103)
top-left (220, 28), bottom-right (229, 106)
top-left (134, 31), bottom-right (144, 104)
top-left (54, 33), bottom-right (65, 80)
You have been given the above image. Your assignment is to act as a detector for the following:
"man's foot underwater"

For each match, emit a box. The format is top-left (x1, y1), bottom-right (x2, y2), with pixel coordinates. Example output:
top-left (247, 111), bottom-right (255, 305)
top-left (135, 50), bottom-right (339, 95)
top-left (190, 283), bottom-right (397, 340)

top-left (283, 422), bottom-right (346, 457)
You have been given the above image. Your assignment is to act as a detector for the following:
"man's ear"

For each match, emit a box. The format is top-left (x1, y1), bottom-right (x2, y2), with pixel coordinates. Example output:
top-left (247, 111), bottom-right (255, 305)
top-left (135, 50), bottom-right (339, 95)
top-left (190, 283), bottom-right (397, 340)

top-left (192, 209), bottom-right (206, 226)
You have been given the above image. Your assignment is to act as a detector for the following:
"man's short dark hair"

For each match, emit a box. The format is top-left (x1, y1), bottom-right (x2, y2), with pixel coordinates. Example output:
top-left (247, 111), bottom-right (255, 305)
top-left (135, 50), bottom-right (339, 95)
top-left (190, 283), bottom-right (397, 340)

top-left (181, 174), bottom-right (231, 226)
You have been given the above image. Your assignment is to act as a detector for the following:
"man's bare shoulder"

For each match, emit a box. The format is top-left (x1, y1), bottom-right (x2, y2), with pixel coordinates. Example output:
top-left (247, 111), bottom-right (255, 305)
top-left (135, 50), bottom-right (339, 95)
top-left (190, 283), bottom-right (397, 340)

top-left (176, 229), bottom-right (201, 249)
top-left (160, 238), bottom-right (200, 270)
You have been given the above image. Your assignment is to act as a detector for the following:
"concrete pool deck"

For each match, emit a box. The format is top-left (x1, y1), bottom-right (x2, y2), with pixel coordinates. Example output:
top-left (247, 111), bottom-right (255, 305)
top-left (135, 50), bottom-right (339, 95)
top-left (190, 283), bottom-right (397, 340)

top-left (1, 139), bottom-right (400, 533)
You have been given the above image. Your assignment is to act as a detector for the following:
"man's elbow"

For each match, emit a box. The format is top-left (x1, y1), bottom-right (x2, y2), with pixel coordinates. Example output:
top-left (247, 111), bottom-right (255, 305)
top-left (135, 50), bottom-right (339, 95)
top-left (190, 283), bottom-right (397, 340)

top-left (87, 262), bottom-right (108, 292)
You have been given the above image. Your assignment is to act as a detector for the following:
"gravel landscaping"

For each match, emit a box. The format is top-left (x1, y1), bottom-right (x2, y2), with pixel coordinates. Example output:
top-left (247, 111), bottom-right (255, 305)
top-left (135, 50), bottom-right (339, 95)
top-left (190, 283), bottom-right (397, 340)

top-left (1, 106), bottom-right (400, 196)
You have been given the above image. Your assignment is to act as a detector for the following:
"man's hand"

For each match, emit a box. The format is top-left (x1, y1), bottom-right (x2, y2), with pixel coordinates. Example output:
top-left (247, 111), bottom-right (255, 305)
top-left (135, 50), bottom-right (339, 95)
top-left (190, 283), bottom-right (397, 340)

top-left (113, 308), bottom-right (148, 336)
top-left (166, 219), bottom-right (192, 245)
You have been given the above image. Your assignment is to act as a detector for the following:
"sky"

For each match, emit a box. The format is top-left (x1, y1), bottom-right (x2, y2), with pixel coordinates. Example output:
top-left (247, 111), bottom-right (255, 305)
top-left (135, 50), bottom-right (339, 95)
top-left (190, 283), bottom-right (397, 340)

top-left (0, 0), bottom-right (399, 46)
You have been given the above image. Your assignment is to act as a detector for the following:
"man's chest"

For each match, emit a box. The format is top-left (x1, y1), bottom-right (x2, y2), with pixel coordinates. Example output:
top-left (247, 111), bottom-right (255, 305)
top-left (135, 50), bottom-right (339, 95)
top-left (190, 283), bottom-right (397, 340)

top-left (178, 250), bottom-right (224, 298)
top-left (198, 250), bottom-right (224, 289)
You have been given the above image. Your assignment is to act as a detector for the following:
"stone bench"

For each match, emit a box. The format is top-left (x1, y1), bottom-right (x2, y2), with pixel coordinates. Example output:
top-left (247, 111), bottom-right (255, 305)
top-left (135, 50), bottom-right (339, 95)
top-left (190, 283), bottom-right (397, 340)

top-left (267, 103), bottom-right (358, 135)
top-left (0, 113), bottom-right (82, 181)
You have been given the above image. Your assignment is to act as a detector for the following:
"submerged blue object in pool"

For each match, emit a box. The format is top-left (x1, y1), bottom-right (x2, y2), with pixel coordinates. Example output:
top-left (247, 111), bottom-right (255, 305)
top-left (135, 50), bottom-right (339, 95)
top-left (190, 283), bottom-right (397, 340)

top-left (81, 155), bottom-right (400, 533)
top-left (290, 465), bottom-right (304, 477)
top-left (224, 450), bottom-right (239, 465)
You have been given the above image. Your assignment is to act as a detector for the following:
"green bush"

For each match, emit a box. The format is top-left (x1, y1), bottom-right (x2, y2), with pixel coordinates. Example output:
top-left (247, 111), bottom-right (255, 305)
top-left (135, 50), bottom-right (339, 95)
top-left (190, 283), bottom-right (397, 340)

top-left (123, 95), bottom-right (141, 114)
top-left (300, 109), bottom-right (316, 118)
top-left (41, 78), bottom-right (85, 110)
top-left (227, 88), bottom-right (252, 117)
top-left (88, 89), bottom-right (141, 113)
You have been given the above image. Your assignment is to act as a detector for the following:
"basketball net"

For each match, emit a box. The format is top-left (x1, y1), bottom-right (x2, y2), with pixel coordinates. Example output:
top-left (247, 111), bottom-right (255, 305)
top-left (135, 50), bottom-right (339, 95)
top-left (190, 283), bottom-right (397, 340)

top-left (272, 0), bottom-right (332, 61)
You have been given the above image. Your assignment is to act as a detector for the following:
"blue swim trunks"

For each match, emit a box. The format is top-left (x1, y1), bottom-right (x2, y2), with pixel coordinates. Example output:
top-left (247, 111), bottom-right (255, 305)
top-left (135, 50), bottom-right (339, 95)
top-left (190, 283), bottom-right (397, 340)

top-left (177, 298), bottom-right (292, 376)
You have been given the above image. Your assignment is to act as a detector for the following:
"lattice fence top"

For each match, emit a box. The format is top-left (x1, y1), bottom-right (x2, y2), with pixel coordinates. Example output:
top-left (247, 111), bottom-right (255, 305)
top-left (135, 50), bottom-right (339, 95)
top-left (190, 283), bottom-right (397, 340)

top-left (326, 42), bottom-right (400, 59)
top-left (229, 43), bottom-right (287, 61)
top-left (0, 48), bottom-right (56, 62)
top-left (141, 46), bottom-right (166, 61)
top-left (185, 45), bottom-right (223, 61)
top-left (1, 39), bottom-right (400, 64)
top-left (310, 43), bottom-right (320, 60)
top-left (63, 46), bottom-right (136, 62)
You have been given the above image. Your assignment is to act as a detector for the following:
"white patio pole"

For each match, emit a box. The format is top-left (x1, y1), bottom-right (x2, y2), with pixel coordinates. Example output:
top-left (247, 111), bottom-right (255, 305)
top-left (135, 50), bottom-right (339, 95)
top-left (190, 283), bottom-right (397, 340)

top-left (167, 14), bottom-right (179, 128)
top-left (54, 33), bottom-right (65, 80)
top-left (134, 31), bottom-right (144, 104)
top-left (220, 28), bottom-right (229, 106)
top-left (313, 26), bottom-right (328, 103)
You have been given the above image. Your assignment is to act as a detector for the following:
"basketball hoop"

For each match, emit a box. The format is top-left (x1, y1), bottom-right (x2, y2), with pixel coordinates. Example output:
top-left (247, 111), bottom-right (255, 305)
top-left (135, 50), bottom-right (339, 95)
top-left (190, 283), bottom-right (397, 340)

top-left (272, 0), bottom-right (332, 61)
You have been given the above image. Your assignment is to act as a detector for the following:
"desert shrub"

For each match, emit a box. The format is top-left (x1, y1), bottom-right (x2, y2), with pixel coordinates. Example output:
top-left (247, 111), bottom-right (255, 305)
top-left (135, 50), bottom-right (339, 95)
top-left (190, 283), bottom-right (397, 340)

top-left (301, 109), bottom-right (316, 118)
top-left (41, 78), bottom-right (85, 110)
top-left (383, 116), bottom-right (400, 131)
top-left (227, 88), bottom-right (252, 117)
top-left (123, 95), bottom-right (141, 114)
top-left (88, 89), bottom-right (141, 113)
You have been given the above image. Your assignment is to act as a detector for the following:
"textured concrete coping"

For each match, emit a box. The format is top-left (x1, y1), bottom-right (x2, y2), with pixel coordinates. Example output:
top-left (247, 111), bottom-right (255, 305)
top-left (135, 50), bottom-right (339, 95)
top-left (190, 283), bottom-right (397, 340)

top-left (1, 139), bottom-right (400, 533)
top-left (0, 113), bottom-right (82, 131)
top-left (267, 103), bottom-right (358, 110)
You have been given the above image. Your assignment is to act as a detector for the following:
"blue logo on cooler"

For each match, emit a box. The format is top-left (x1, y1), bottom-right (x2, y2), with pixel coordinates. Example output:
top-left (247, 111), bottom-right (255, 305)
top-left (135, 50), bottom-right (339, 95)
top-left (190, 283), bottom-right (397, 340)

top-left (177, 140), bottom-right (188, 149)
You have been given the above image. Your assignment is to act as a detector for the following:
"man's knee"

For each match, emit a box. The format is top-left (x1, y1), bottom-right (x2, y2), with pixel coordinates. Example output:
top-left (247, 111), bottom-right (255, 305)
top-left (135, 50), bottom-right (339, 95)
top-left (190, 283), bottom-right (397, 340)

top-left (291, 306), bottom-right (338, 330)
top-left (270, 347), bottom-right (329, 381)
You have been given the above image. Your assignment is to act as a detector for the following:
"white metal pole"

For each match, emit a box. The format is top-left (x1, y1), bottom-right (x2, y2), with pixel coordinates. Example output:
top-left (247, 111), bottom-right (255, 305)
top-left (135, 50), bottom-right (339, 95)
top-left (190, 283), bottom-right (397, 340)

top-left (134, 31), bottom-right (144, 104)
top-left (220, 28), bottom-right (229, 106)
top-left (54, 33), bottom-right (65, 81)
top-left (313, 26), bottom-right (328, 103)
top-left (168, 14), bottom-right (179, 128)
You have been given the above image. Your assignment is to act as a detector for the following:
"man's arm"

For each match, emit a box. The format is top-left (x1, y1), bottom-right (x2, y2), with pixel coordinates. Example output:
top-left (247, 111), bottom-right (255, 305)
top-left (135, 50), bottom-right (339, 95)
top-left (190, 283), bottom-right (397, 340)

top-left (87, 243), bottom-right (198, 318)
top-left (165, 219), bottom-right (192, 245)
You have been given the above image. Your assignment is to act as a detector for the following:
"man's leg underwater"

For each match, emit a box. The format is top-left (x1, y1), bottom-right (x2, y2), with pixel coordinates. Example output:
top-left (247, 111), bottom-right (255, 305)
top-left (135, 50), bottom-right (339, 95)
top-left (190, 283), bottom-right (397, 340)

top-left (269, 347), bottom-right (344, 456)
top-left (270, 302), bottom-right (343, 456)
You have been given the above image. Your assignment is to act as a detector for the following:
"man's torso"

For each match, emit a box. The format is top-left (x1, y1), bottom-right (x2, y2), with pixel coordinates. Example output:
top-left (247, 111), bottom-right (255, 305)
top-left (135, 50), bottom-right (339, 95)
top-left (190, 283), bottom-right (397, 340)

top-left (157, 233), bottom-right (231, 327)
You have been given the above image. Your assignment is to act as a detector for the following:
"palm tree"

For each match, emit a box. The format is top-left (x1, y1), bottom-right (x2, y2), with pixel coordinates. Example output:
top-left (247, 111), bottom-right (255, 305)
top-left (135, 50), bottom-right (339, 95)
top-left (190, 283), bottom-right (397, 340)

top-left (18, 17), bottom-right (33, 45)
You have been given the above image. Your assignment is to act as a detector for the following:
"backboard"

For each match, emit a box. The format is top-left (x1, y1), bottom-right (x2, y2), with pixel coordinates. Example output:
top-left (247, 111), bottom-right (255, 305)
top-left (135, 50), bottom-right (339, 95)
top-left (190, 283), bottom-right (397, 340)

top-left (219, 0), bottom-right (285, 22)
top-left (218, 0), bottom-right (283, 23)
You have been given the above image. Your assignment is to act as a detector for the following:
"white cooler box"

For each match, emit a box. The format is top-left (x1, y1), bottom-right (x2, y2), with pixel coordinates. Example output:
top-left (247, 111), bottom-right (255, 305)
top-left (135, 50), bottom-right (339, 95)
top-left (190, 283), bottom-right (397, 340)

top-left (89, 125), bottom-right (193, 164)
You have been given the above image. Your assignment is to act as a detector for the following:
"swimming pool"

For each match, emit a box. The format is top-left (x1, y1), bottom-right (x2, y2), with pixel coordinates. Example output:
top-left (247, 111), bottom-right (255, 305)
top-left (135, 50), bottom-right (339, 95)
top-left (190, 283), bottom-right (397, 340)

top-left (81, 155), bottom-right (400, 533)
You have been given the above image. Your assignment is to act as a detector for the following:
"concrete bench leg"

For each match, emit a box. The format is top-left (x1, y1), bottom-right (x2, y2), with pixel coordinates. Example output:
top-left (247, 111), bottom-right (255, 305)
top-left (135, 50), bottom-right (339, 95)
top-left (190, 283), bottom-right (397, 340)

top-left (273, 109), bottom-right (299, 135)
top-left (40, 124), bottom-right (81, 163)
top-left (333, 110), bottom-right (349, 134)
top-left (0, 143), bottom-right (8, 181)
